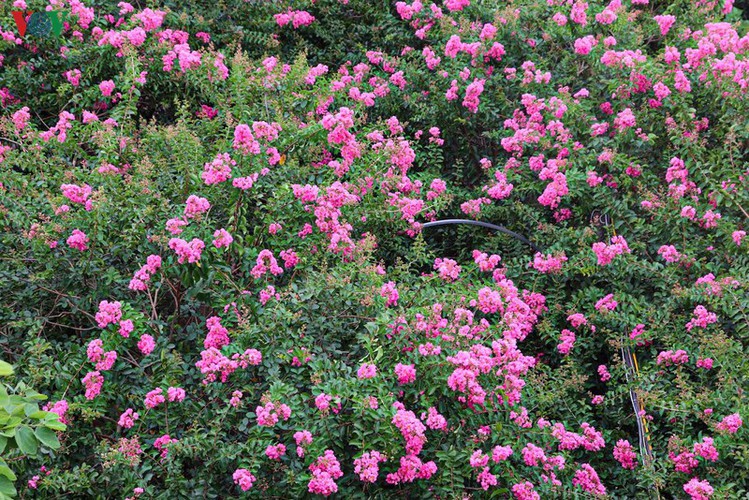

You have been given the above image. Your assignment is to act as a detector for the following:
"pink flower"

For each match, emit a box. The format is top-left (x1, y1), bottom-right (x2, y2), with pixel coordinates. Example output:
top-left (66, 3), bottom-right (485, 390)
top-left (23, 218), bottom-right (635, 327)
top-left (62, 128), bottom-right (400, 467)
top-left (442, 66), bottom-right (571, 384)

top-left (594, 294), bottom-right (618, 312)
top-left (233, 469), bottom-right (256, 491)
top-left (683, 478), bottom-right (713, 500)
top-left (392, 409), bottom-right (427, 455)
top-left (118, 319), bottom-right (134, 337)
top-left (204, 316), bottom-right (230, 349)
top-left (357, 363), bottom-right (378, 379)
top-left (95, 301), bottom-right (122, 328)
top-left (592, 236), bottom-right (631, 265)
top-left (512, 481), bottom-right (540, 500)
top-left (716, 413), bottom-right (742, 434)
top-left (572, 463), bottom-right (606, 496)
top-left (118, 408), bottom-right (139, 428)
top-left (184, 195), bottom-right (211, 219)
top-left (265, 443), bottom-right (286, 460)
top-left (696, 358), bottom-right (713, 370)
top-left (557, 329), bottom-right (576, 355)
top-left (82, 371), bottom-right (104, 400)
top-left (256, 402), bottom-right (291, 427)
top-left (394, 363), bottom-right (416, 385)
top-left (144, 388), bottom-right (165, 409)
top-left (693, 437), bottom-right (719, 461)
top-left (315, 393), bottom-right (332, 412)
top-left (212, 228), bottom-right (233, 249)
top-left (613, 108), bottom-right (636, 131)
top-left (380, 282), bottom-right (399, 307)
top-left (137, 334), bottom-right (156, 355)
top-left (354, 451), bottom-right (387, 483)
top-left (656, 349), bottom-right (689, 366)
top-left (12, 106), bottom-right (30, 131)
top-left (169, 238), bottom-right (205, 264)
top-left (167, 387), bottom-right (186, 402)
top-left (732, 230), bottom-right (746, 246)
top-left (434, 258), bottom-right (461, 281)
top-left (658, 245), bottom-right (683, 263)
top-left (67, 229), bottom-right (89, 251)
top-left (424, 407), bottom-right (447, 431)
top-left (686, 305), bottom-right (717, 331)
top-left (613, 439), bottom-right (637, 469)
top-left (134, 8), bottom-right (166, 31)
top-left (201, 153), bottom-right (234, 185)
top-left (64, 69), bottom-right (82, 87)
top-left (308, 450), bottom-right (343, 495)
top-left (99, 80), bottom-right (115, 97)
top-left (279, 249), bottom-right (299, 269)
top-left (531, 252), bottom-right (567, 273)
top-left (654, 15), bottom-right (676, 36)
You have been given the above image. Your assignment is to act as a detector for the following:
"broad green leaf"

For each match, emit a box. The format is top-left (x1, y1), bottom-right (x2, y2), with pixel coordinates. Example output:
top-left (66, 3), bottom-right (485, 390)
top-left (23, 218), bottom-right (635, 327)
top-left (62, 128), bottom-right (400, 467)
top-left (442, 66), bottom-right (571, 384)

top-left (0, 363), bottom-right (12, 377)
top-left (44, 419), bottom-right (66, 431)
top-left (34, 427), bottom-right (60, 449)
top-left (0, 476), bottom-right (15, 497)
top-left (14, 426), bottom-right (37, 456)
top-left (0, 464), bottom-right (15, 482)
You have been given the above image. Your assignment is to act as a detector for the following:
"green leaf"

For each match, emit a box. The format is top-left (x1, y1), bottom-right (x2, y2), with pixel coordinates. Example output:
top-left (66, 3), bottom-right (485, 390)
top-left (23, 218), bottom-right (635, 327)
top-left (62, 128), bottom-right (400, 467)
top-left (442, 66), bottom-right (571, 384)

top-left (0, 363), bottom-right (12, 377)
top-left (0, 437), bottom-right (5, 454)
top-left (14, 426), bottom-right (37, 456)
top-left (34, 426), bottom-right (60, 450)
top-left (44, 419), bottom-right (66, 431)
top-left (0, 463), bottom-right (16, 482)
top-left (0, 476), bottom-right (15, 498)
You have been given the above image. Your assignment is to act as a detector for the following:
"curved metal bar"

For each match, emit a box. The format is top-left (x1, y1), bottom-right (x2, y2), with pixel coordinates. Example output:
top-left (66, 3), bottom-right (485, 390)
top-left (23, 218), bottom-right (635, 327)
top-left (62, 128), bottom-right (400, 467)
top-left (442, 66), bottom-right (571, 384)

top-left (421, 219), bottom-right (542, 253)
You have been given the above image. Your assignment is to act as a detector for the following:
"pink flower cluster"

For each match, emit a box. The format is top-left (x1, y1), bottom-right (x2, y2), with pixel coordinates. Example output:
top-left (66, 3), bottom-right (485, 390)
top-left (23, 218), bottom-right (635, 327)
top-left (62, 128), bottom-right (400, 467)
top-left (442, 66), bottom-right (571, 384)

top-left (354, 451), bottom-right (387, 483)
top-left (168, 238), bottom-right (205, 264)
top-left (613, 439), bottom-right (637, 469)
top-left (572, 463), bottom-right (606, 496)
top-left (472, 250), bottom-right (501, 271)
top-left (118, 408), bottom-right (139, 429)
top-left (656, 349), bottom-right (689, 366)
top-left (265, 443), bottom-right (286, 460)
top-left (256, 401), bottom-right (291, 427)
top-left (87, 339), bottom-right (117, 371)
top-left (275, 10), bottom-right (316, 29)
top-left (201, 152), bottom-right (235, 185)
top-left (594, 293), bottom-right (618, 312)
top-left (531, 252), bottom-right (567, 273)
top-left (686, 305), bottom-right (718, 331)
top-left (557, 329), bottom-right (576, 355)
top-left (716, 413), bottom-right (742, 434)
top-left (67, 229), bottom-right (90, 251)
top-left (82, 371), bottom-right (104, 400)
top-left (128, 254), bottom-right (162, 291)
top-left (394, 363), bottom-right (416, 384)
top-left (385, 454), bottom-right (437, 484)
top-left (308, 450), bottom-right (343, 496)
top-left (392, 408), bottom-right (427, 455)
top-left (380, 282), bottom-right (399, 307)
top-left (434, 258), bottom-right (461, 281)
top-left (251, 249), bottom-right (284, 278)
top-left (195, 347), bottom-right (261, 383)
top-left (592, 235), bottom-right (631, 265)
top-left (204, 316), bottom-right (230, 349)
top-left (683, 478), bottom-right (714, 500)
top-left (232, 469), bottom-right (256, 492)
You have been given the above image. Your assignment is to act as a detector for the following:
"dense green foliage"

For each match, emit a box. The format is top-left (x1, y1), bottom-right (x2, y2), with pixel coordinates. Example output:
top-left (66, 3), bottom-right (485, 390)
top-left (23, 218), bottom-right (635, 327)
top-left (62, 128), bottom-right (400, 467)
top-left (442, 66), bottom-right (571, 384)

top-left (1, 0), bottom-right (748, 498)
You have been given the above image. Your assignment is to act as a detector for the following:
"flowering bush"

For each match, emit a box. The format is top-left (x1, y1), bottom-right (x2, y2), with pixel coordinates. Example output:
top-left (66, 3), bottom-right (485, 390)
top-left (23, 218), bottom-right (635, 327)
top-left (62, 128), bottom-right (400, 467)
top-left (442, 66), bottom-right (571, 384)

top-left (1, 0), bottom-right (749, 498)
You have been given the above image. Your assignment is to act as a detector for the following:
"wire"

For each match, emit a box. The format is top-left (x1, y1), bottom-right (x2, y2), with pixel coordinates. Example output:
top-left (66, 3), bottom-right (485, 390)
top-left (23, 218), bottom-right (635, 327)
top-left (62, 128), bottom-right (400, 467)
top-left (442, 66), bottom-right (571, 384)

top-left (420, 219), bottom-right (542, 253)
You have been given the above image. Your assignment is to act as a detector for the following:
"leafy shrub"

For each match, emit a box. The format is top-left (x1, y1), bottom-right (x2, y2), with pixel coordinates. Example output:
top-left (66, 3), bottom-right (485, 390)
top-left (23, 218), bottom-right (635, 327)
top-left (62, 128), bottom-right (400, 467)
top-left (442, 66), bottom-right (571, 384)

top-left (0, 0), bottom-right (748, 498)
